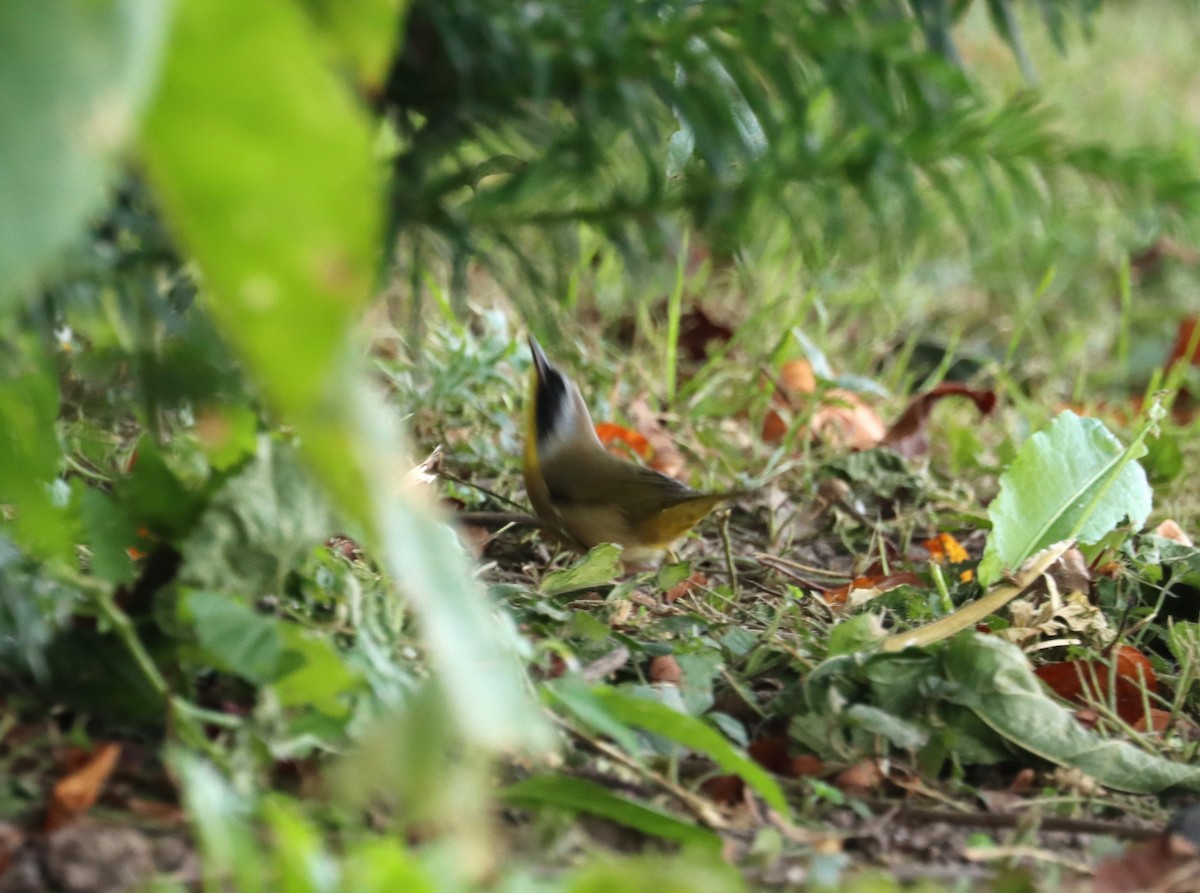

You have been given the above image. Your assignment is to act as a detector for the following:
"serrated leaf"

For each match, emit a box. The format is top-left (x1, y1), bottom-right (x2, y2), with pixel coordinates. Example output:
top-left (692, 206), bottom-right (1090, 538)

top-left (504, 775), bottom-right (720, 849)
top-left (979, 412), bottom-right (1151, 585)
top-left (181, 437), bottom-right (333, 595)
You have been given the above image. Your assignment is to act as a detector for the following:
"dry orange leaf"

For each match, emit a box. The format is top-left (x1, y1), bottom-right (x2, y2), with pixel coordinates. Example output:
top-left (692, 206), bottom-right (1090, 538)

top-left (761, 359), bottom-right (886, 449)
top-left (1035, 645), bottom-right (1158, 727)
top-left (664, 572), bottom-right (707, 604)
top-left (810, 391), bottom-right (886, 451)
top-left (777, 359), bottom-right (817, 395)
top-left (1133, 708), bottom-right (1174, 735)
top-left (760, 408), bottom-right (789, 443)
top-left (594, 422), bottom-right (652, 459)
top-left (923, 532), bottom-right (969, 564)
top-left (44, 743), bottom-right (122, 832)
top-left (822, 572), bottom-right (923, 608)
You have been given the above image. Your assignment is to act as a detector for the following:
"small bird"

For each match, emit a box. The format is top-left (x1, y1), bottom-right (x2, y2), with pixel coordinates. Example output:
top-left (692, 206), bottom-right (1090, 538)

top-left (522, 335), bottom-right (744, 564)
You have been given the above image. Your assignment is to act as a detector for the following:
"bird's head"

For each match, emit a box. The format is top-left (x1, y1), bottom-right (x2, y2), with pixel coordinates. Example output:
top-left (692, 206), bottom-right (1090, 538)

top-left (526, 335), bottom-right (600, 464)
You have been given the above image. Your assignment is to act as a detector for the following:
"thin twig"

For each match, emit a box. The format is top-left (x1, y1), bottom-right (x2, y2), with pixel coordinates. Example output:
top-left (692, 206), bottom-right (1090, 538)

top-left (719, 513), bottom-right (739, 598)
top-left (437, 470), bottom-right (527, 511)
top-left (871, 802), bottom-right (1159, 841)
top-left (456, 510), bottom-right (547, 529)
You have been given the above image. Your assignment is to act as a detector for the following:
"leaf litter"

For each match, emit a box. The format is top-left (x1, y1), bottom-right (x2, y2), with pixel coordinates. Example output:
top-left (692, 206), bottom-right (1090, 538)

top-left (407, 317), bottom-right (1200, 890)
top-left (13, 306), bottom-right (1200, 892)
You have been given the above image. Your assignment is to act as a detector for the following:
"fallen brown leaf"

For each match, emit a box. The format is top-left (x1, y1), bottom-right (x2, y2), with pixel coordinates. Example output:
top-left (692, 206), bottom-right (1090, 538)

top-left (761, 360), bottom-right (885, 450)
top-left (1035, 645), bottom-right (1157, 727)
top-left (790, 755), bottom-right (826, 778)
top-left (44, 743), bottom-right (122, 832)
top-left (627, 397), bottom-right (687, 479)
top-left (833, 759), bottom-right (883, 797)
top-left (648, 655), bottom-right (682, 685)
top-left (1093, 804), bottom-right (1200, 893)
top-left (1155, 519), bottom-right (1194, 547)
top-left (881, 383), bottom-right (996, 459)
top-left (700, 774), bottom-right (746, 808)
top-left (677, 307), bottom-right (734, 362)
top-left (747, 735), bottom-right (794, 776)
top-left (823, 572), bottom-right (924, 608)
top-left (664, 572), bottom-right (707, 604)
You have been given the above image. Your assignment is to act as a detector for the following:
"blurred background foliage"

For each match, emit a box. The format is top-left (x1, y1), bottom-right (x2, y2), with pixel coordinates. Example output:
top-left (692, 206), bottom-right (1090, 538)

top-left (1, 0), bottom-right (1199, 889)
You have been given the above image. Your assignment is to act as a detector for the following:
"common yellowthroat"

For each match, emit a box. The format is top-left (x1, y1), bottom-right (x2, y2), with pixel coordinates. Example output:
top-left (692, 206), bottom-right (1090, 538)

top-left (523, 335), bottom-right (743, 564)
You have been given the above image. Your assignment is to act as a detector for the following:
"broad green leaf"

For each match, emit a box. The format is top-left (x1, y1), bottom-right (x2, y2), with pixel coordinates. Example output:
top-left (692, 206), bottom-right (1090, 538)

top-left (340, 839), bottom-right (437, 893)
top-left (565, 852), bottom-right (745, 893)
top-left (674, 649), bottom-right (723, 715)
top-left (180, 437), bottom-right (333, 595)
top-left (143, 0), bottom-right (547, 752)
top-left (844, 704), bottom-right (929, 750)
top-left (1167, 622), bottom-right (1200, 666)
top-left (0, 373), bottom-right (75, 557)
top-left (296, 0), bottom-right (408, 85)
top-left (0, 537), bottom-right (82, 677)
top-left (116, 438), bottom-right (209, 540)
top-left (978, 412), bottom-right (1151, 585)
top-left (827, 612), bottom-right (887, 656)
top-left (542, 544), bottom-right (624, 596)
top-left (944, 633), bottom-right (1200, 794)
top-left (504, 775), bottom-right (720, 850)
top-left (180, 589), bottom-right (360, 717)
top-left (1135, 537), bottom-right (1200, 589)
top-left (592, 688), bottom-right (791, 817)
top-left (171, 751), bottom-right (264, 893)
top-left (79, 489), bottom-right (138, 585)
top-left (0, 1), bottom-right (168, 303)
top-left (372, 471), bottom-right (550, 749)
top-left (260, 797), bottom-right (336, 891)
top-left (195, 404), bottom-right (259, 472)
top-left (544, 678), bottom-right (641, 754)
top-left (272, 625), bottom-right (363, 719)
top-left (142, 0), bottom-right (375, 439)
top-left (179, 590), bottom-right (289, 685)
